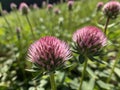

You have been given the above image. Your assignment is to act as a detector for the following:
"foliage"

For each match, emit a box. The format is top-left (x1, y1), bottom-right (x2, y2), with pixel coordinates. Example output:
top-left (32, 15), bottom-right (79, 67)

top-left (0, 0), bottom-right (120, 90)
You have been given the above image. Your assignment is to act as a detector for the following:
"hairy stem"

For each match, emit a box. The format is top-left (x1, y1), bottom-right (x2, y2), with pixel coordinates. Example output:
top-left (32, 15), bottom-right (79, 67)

top-left (50, 73), bottom-right (56, 90)
top-left (15, 11), bottom-right (25, 34)
top-left (107, 56), bottom-right (120, 83)
top-left (3, 15), bottom-right (13, 34)
top-left (104, 17), bottom-right (110, 35)
top-left (78, 57), bottom-right (88, 90)
top-left (25, 15), bottom-right (36, 40)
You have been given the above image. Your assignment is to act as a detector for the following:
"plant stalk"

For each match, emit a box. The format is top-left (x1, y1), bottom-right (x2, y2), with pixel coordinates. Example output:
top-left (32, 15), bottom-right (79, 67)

top-left (17, 36), bottom-right (27, 81)
top-left (104, 17), bottom-right (110, 35)
top-left (68, 11), bottom-right (72, 30)
top-left (78, 57), bottom-right (88, 90)
top-left (50, 73), bottom-right (56, 90)
top-left (3, 15), bottom-right (13, 34)
top-left (25, 15), bottom-right (36, 40)
top-left (15, 11), bottom-right (27, 39)
top-left (107, 56), bottom-right (120, 83)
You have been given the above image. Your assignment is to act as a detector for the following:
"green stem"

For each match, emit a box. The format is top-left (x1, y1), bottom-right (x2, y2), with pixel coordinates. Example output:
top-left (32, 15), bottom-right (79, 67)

top-left (50, 73), bottom-right (56, 90)
top-left (15, 11), bottom-right (23, 29)
top-left (78, 57), bottom-right (88, 90)
top-left (18, 37), bottom-right (27, 81)
top-left (107, 57), bottom-right (119, 83)
top-left (15, 11), bottom-right (27, 39)
top-left (104, 17), bottom-right (110, 35)
top-left (68, 11), bottom-right (72, 31)
top-left (48, 11), bottom-right (53, 35)
top-left (3, 15), bottom-right (13, 34)
top-left (25, 15), bottom-right (36, 40)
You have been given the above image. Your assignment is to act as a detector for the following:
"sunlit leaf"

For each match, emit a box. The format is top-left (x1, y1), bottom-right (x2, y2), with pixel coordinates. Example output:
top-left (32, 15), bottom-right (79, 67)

top-left (97, 80), bottom-right (113, 89)
top-left (114, 68), bottom-right (120, 78)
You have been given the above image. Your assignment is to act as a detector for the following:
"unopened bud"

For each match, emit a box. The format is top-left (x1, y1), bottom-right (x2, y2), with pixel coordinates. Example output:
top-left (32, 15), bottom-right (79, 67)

top-left (16, 27), bottom-right (21, 40)
top-left (47, 4), bottom-right (53, 11)
top-left (103, 1), bottom-right (120, 19)
top-left (19, 2), bottom-right (29, 15)
top-left (54, 8), bottom-right (60, 15)
top-left (96, 2), bottom-right (104, 11)
top-left (68, 1), bottom-right (74, 11)
top-left (42, 1), bottom-right (47, 8)
top-left (10, 3), bottom-right (17, 10)
top-left (1, 10), bottom-right (8, 16)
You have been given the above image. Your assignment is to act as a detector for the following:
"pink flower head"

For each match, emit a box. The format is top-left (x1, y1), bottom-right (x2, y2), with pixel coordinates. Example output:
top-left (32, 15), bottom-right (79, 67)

top-left (33, 3), bottom-right (39, 9)
top-left (19, 2), bottom-right (29, 15)
top-left (103, 1), bottom-right (120, 19)
top-left (73, 26), bottom-right (107, 56)
top-left (54, 8), bottom-right (60, 15)
top-left (47, 4), bottom-right (53, 11)
top-left (68, 1), bottom-right (74, 11)
top-left (96, 2), bottom-right (104, 11)
top-left (30, 3), bottom-right (39, 10)
top-left (27, 36), bottom-right (72, 71)
top-left (42, 1), bottom-right (47, 8)
top-left (10, 3), bottom-right (17, 10)
top-left (1, 10), bottom-right (8, 15)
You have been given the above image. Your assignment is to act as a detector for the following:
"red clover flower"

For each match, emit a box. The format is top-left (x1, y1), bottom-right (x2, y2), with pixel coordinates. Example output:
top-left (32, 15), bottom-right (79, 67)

top-left (27, 36), bottom-right (72, 72)
top-left (103, 1), bottom-right (120, 19)
top-left (73, 26), bottom-right (107, 56)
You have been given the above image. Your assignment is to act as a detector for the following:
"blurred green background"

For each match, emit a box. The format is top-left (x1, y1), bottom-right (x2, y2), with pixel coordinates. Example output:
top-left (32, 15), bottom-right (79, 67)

top-left (0, 0), bottom-right (120, 90)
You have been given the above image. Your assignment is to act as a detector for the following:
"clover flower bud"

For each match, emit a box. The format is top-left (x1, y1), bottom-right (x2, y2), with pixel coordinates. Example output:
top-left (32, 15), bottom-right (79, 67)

top-left (33, 3), bottom-right (39, 9)
top-left (16, 27), bottom-right (21, 40)
top-left (97, 2), bottom-right (104, 11)
top-left (54, 8), bottom-right (60, 15)
top-left (1, 10), bottom-right (8, 16)
top-left (103, 1), bottom-right (120, 19)
top-left (47, 4), bottom-right (53, 11)
top-left (19, 2), bottom-right (29, 15)
top-left (68, 1), bottom-right (74, 11)
top-left (10, 3), bottom-right (17, 10)
top-left (42, 1), bottom-right (47, 8)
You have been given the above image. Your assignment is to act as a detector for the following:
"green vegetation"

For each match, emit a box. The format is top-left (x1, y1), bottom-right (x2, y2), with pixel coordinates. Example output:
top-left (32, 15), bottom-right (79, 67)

top-left (0, 0), bottom-right (120, 90)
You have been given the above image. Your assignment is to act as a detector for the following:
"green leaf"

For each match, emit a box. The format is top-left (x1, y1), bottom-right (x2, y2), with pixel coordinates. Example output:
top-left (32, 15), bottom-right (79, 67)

top-left (96, 23), bottom-right (104, 29)
top-left (88, 56), bottom-right (106, 64)
top-left (97, 80), bottom-right (113, 89)
top-left (87, 67), bottom-right (98, 79)
top-left (70, 78), bottom-right (79, 89)
top-left (64, 63), bottom-right (77, 71)
top-left (25, 69), bottom-right (39, 72)
top-left (32, 73), bottom-right (43, 81)
top-left (82, 78), bottom-right (95, 90)
top-left (88, 78), bottom-right (95, 90)
top-left (0, 86), bottom-right (8, 90)
top-left (114, 68), bottom-right (120, 77)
